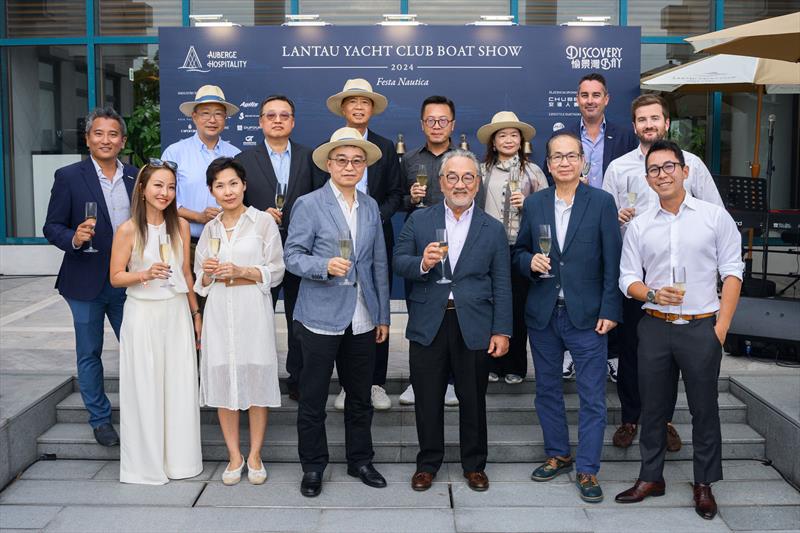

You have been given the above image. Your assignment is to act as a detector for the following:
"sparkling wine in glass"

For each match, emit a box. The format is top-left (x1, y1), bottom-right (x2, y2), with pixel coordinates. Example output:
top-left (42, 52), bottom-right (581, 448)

top-left (83, 202), bottom-right (98, 253)
top-left (275, 183), bottom-right (287, 228)
top-left (626, 176), bottom-right (638, 210)
top-left (208, 226), bottom-right (221, 281)
top-left (538, 224), bottom-right (554, 279)
top-left (435, 228), bottom-right (451, 285)
top-left (416, 164), bottom-right (428, 207)
top-left (672, 266), bottom-right (688, 325)
top-left (337, 234), bottom-right (354, 286)
top-left (159, 233), bottom-right (175, 288)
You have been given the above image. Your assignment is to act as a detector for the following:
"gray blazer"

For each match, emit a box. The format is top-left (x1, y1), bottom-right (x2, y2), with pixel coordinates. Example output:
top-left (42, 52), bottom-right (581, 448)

top-left (284, 183), bottom-right (391, 332)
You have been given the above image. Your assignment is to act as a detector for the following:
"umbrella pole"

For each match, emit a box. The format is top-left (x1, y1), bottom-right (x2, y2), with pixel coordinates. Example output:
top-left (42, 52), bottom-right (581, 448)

top-left (751, 85), bottom-right (763, 177)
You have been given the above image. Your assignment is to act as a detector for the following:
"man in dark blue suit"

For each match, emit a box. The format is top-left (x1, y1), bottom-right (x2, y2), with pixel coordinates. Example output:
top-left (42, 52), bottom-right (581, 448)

top-left (514, 132), bottom-right (622, 503)
top-left (43, 107), bottom-right (138, 447)
top-left (394, 149), bottom-right (512, 493)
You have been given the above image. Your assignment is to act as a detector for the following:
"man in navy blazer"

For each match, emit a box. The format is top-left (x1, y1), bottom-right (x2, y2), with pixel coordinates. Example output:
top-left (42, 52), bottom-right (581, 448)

top-left (513, 132), bottom-right (621, 503)
top-left (43, 107), bottom-right (138, 447)
top-left (394, 149), bottom-right (512, 493)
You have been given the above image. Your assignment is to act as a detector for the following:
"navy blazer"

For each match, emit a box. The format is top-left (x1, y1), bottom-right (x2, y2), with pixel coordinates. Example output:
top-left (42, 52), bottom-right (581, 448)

top-left (43, 158), bottom-right (137, 301)
top-left (393, 202), bottom-right (512, 351)
top-left (512, 183), bottom-right (622, 331)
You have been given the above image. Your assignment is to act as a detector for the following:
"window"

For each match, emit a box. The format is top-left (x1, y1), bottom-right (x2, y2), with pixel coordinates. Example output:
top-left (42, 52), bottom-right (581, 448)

top-left (628, 0), bottom-right (712, 37)
top-left (522, 0), bottom-right (619, 26)
top-left (190, 0), bottom-right (287, 26)
top-left (96, 0), bottom-right (181, 36)
top-left (299, 0), bottom-right (396, 25)
top-left (410, 0), bottom-right (510, 25)
top-left (4, 0), bottom-right (85, 38)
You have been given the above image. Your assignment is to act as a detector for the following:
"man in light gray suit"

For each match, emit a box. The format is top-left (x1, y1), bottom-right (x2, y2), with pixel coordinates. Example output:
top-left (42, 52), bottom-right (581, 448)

top-left (284, 127), bottom-right (391, 498)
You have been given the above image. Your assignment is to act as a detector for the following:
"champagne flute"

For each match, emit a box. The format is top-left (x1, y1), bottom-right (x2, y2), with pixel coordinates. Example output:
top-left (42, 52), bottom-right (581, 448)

top-left (626, 175), bottom-right (638, 209)
top-left (416, 164), bottom-right (428, 208)
top-left (435, 228), bottom-right (451, 285)
top-left (538, 224), bottom-right (554, 279)
top-left (159, 233), bottom-right (175, 288)
top-left (672, 266), bottom-right (688, 324)
top-left (508, 174), bottom-right (521, 213)
top-left (275, 183), bottom-right (287, 228)
top-left (337, 233), bottom-right (354, 286)
top-left (83, 202), bottom-right (98, 253)
top-left (208, 226), bottom-right (221, 281)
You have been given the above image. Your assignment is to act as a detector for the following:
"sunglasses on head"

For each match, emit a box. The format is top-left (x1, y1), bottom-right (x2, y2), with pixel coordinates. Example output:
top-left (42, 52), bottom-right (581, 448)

top-left (147, 158), bottom-right (178, 172)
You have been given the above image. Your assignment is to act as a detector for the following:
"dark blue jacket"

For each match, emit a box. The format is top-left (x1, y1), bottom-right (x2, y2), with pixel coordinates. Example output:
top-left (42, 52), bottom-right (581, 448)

top-left (43, 158), bottom-right (137, 301)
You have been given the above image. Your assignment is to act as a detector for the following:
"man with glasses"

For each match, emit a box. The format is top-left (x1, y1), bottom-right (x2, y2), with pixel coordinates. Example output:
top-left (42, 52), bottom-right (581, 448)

top-left (615, 140), bottom-right (742, 521)
top-left (236, 95), bottom-right (318, 401)
top-left (394, 149), bottom-right (511, 493)
top-left (513, 132), bottom-right (621, 503)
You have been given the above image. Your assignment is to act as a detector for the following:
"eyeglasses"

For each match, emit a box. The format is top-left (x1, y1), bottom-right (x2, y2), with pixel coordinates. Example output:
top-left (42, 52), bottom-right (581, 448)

top-left (443, 172), bottom-right (477, 185)
top-left (423, 117), bottom-right (452, 128)
top-left (261, 111), bottom-right (293, 121)
top-left (646, 161), bottom-right (683, 178)
top-left (547, 152), bottom-right (582, 165)
top-left (196, 111), bottom-right (226, 121)
top-left (147, 158), bottom-right (178, 172)
top-left (329, 156), bottom-right (367, 169)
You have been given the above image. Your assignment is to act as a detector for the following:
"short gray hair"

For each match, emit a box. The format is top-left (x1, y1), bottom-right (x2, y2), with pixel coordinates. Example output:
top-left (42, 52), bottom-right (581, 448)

top-left (439, 149), bottom-right (481, 177)
top-left (85, 107), bottom-right (127, 136)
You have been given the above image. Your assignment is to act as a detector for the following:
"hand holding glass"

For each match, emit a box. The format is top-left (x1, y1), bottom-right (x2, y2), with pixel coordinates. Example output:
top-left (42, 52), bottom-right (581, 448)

top-left (538, 225), bottom-right (554, 278)
top-left (275, 183), bottom-right (287, 228)
top-left (671, 266), bottom-right (688, 324)
top-left (435, 228), bottom-right (451, 285)
top-left (83, 202), bottom-right (98, 253)
top-left (416, 164), bottom-right (428, 207)
top-left (337, 235), bottom-right (354, 286)
top-left (208, 227), bottom-right (221, 281)
top-left (158, 233), bottom-right (175, 288)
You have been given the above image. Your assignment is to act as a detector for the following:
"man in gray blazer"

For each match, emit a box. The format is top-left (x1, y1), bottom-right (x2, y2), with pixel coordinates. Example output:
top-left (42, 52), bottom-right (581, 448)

top-left (284, 127), bottom-right (391, 498)
top-left (394, 149), bottom-right (512, 493)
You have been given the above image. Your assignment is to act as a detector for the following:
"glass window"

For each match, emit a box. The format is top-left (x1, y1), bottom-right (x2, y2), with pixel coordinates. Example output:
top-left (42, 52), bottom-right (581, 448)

top-left (521, 0), bottom-right (619, 26)
top-left (628, 0), bottom-right (711, 37)
top-left (190, 0), bottom-right (287, 26)
top-left (724, 1), bottom-right (800, 28)
top-left (2, 46), bottom-right (88, 238)
top-left (409, 0), bottom-right (509, 25)
top-left (96, 0), bottom-right (181, 36)
top-left (4, 0), bottom-right (85, 38)
top-left (299, 0), bottom-right (397, 25)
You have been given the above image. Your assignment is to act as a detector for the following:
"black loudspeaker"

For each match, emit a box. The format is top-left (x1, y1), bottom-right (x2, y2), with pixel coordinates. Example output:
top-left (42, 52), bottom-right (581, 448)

top-left (725, 296), bottom-right (800, 362)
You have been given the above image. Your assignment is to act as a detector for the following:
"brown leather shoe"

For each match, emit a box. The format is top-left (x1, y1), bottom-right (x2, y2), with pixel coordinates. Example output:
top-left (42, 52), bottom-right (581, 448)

top-left (464, 471), bottom-right (489, 492)
top-left (614, 479), bottom-right (666, 503)
top-left (666, 423), bottom-right (682, 452)
top-left (411, 471), bottom-right (435, 491)
top-left (612, 423), bottom-right (638, 448)
top-left (693, 483), bottom-right (717, 520)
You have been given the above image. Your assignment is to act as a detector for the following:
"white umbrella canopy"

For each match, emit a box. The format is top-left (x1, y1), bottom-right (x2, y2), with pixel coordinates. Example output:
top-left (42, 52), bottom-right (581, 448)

top-left (685, 12), bottom-right (800, 63)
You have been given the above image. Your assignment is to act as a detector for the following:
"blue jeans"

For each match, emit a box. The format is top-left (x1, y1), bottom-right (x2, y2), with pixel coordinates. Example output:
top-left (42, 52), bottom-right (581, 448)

top-left (530, 305), bottom-right (608, 475)
top-left (65, 280), bottom-right (126, 428)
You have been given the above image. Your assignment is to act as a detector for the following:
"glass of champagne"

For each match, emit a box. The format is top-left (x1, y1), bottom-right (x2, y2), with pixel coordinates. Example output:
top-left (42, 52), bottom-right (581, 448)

top-left (83, 202), bottom-right (98, 253)
top-left (275, 183), bottom-right (287, 228)
top-left (337, 233), bottom-right (354, 286)
top-left (159, 233), bottom-right (175, 288)
top-left (435, 228), bottom-right (451, 285)
top-left (672, 266), bottom-right (688, 324)
top-left (416, 164), bottom-right (428, 208)
top-left (538, 224), bottom-right (554, 279)
top-left (626, 176), bottom-right (638, 210)
top-left (208, 226), bottom-right (221, 281)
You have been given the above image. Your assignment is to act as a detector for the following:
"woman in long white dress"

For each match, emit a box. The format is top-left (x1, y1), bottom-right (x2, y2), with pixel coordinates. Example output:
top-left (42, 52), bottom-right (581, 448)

top-left (194, 157), bottom-right (284, 485)
top-left (110, 160), bottom-right (203, 485)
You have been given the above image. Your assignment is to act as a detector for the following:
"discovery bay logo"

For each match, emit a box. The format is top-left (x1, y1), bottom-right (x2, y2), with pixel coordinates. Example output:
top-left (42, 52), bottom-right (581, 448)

top-left (565, 46), bottom-right (623, 70)
top-left (179, 45), bottom-right (248, 73)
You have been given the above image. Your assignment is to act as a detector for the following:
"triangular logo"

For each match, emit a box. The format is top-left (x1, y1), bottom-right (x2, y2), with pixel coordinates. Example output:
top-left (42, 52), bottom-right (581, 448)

top-left (179, 46), bottom-right (210, 73)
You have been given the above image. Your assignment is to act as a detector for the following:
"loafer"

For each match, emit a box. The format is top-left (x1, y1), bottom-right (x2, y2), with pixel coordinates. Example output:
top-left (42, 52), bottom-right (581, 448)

top-left (300, 471), bottom-right (323, 497)
top-left (247, 458), bottom-right (267, 485)
top-left (222, 455), bottom-right (245, 486)
top-left (93, 423), bottom-right (119, 447)
top-left (693, 483), bottom-right (717, 520)
top-left (576, 473), bottom-right (603, 503)
top-left (666, 423), bottom-right (682, 452)
top-left (464, 471), bottom-right (489, 492)
top-left (612, 423), bottom-right (638, 448)
top-left (615, 479), bottom-right (666, 503)
top-left (504, 374), bottom-right (523, 385)
top-left (347, 463), bottom-right (387, 488)
top-left (531, 455), bottom-right (573, 482)
top-left (411, 471), bottom-right (435, 491)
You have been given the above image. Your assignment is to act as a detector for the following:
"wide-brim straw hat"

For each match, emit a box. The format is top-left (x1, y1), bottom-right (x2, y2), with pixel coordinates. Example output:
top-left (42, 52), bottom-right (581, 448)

top-left (476, 111), bottom-right (536, 144)
top-left (326, 78), bottom-right (388, 117)
top-left (179, 85), bottom-right (240, 118)
top-left (312, 127), bottom-right (383, 171)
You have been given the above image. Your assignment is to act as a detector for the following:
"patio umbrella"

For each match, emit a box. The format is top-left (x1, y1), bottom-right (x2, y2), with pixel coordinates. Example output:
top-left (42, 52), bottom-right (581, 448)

top-left (685, 12), bottom-right (800, 63)
top-left (641, 54), bottom-right (800, 176)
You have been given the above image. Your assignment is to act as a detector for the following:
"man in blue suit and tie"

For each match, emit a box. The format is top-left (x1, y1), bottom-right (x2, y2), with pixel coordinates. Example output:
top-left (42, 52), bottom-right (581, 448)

top-left (394, 149), bottom-right (512, 493)
top-left (43, 107), bottom-right (138, 447)
top-left (514, 132), bottom-right (622, 503)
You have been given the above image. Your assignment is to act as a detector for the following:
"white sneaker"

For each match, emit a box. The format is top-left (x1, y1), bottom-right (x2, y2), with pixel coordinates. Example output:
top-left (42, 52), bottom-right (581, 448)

top-left (488, 372), bottom-right (500, 383)
top-left (445, 384), bottom-right (459, 406)
top-left (562, 351), bottom-right (575, 379)
top-left (222, 455), bottom-right (245, 486)
top-left (399, 384), bottom-right (415, 405)
top-left (247, 458), bottom-right (267, 485)
top-left (504, 373), bottom-right (523, 385)
top-left (334, 388), bottom-right (346, 410)
top-left (607, 358), bottom-right (619, 383)
top-left (371, 385), bottom-right (392, 410)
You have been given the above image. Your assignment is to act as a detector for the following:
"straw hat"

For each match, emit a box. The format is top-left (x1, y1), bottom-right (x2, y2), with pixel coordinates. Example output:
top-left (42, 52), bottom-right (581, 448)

top-left (326, 79), bottom-right (388, 117)
top-left (476, 111), bottom-right (536, 144)
top-left (179, 85), bottom-right (239, 118)
top-left (312, 127), bottom-right (383, 171)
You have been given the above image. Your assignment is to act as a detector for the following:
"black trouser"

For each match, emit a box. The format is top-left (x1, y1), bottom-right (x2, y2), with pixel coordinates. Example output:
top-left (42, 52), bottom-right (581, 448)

top-left (272, 271), bottom-right (302, 386)
top-left (410, 309), bottom-right (490, 474)
top-left (296, 322), bottom-right (375, 473)
top-left (490, 254), bottom-right (529, 378)
top-left (637, 315), bottom-right (723, 484)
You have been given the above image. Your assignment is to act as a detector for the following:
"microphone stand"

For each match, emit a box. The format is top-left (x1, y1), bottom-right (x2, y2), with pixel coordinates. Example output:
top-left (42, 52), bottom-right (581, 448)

top-left (761, 117), bottom-right (776, 292)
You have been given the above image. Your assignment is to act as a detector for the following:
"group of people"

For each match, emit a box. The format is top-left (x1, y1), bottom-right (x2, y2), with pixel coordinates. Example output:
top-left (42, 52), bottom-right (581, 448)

top-left (44, 72), bottom-right (742, 520)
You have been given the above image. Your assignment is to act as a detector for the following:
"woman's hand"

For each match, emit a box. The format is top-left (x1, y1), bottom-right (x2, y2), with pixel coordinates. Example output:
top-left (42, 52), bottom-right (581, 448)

top-left (146, 262), bottom-right (171, 280)
top-left (509, 191), bottom-right (525, 209)
top-left (213, 262), bottom-right (242, 280)
top-left (202, 257), bottom-right (220, 276)
top-left (193, 313), bottom-right (202, 349)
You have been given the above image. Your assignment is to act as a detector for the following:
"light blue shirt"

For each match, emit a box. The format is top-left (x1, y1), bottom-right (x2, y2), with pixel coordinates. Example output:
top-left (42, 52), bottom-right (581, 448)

top-left (266, 139), bottom-right (291, 186)
top-left (162, 133), bottom-right (240, 238)
top-left (356, 129), bottom-right (369, 195)
top-left (90, 157), bottom-right (130, 234)
top-left (580, 118), bottom-right (605, 189)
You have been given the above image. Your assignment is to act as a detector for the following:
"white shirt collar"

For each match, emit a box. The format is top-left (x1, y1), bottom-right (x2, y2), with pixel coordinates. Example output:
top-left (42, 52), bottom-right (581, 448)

top-left (329, 179), bottom-right (359, 207)
top-left (89, 156), bottom-right (123, 178)
top-left (444, 200), bottom-right (474, 221)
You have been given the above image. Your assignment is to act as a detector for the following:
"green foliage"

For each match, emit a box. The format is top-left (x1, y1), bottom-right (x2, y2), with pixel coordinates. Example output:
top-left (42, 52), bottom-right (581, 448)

top-left (122, 98), bottom-right (161, 168)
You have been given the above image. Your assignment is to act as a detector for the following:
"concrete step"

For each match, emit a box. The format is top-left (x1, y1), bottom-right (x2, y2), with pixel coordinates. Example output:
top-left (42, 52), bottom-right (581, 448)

top-left (37, 422), bottom-right (765, 463)
top-left (55, 391), bottom-right (748, 426)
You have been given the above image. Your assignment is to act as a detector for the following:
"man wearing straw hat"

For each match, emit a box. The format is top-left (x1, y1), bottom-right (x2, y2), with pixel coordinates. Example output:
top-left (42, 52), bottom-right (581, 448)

top-left (284, 127), bottom-right (390, 498)
top-left (324, 79), bottom-right (404, 412)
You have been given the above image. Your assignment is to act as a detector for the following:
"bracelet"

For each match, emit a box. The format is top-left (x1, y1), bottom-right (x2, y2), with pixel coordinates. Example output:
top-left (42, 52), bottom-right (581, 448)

top-left (139, 272), bottom-right (148, 288)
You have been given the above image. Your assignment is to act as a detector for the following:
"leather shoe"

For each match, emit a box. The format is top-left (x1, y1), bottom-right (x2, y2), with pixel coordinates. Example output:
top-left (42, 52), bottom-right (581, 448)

top-left (693, 483), bottom-right (717, 520)
top-left (411, 471), bottom-right (435, 491)
top-left (615, 479), bottom-right (666, 503)
top-left (300, 471), bottom-right (323, 497)
top-left (347, 463), bottom-right (387, 488)
top-left (612, 423), bottom-right (638, 448)
top-left (93, 423), bottom-right (119, 447)
top-left (464, 471), bottom-right (489, 492)
top-left (666, 422), bottom-right (682, 452)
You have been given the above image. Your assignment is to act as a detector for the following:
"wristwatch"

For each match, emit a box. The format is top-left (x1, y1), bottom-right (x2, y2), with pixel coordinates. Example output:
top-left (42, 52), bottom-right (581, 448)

top-left (646, 289), bottom-right (656, 304)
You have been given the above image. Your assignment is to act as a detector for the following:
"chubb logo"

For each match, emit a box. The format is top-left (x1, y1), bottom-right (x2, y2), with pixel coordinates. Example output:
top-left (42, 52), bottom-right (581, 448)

top-left (565, 45), bottom-right (623, 70)
top-left (179, 46), bottom-right (211, 73)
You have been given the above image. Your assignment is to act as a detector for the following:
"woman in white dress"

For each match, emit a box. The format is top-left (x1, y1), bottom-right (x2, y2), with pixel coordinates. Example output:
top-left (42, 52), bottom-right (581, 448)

top-left (194, 157), bottom-right (284, 485)
top-left (110, 159), bottom-right (203, 485)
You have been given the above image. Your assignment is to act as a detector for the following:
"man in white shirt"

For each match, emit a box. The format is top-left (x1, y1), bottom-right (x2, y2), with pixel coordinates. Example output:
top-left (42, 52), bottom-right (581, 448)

top-left (614, 140), bottom-right (743, 521)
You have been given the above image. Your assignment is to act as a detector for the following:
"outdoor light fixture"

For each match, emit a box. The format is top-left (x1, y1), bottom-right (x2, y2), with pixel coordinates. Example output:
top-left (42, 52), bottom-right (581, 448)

top-left (378, 14), bottom-right (422, 26)
top-left (283, 14), bottom-right (330, 26)
top-left (562, 16), bottom-right (611, 27)
top-left (468, 15), bottom-right (516, 26)
top-left (190, 14), bottom-right (239, 27)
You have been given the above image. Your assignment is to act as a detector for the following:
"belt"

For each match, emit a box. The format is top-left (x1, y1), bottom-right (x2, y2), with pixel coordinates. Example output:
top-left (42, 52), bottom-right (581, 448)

top-left (645, 309), bottom-right (716, 322)
top-left (219, 277), bottom-right (257, 287)
top-left (446, 299), bottom-right (456, 310)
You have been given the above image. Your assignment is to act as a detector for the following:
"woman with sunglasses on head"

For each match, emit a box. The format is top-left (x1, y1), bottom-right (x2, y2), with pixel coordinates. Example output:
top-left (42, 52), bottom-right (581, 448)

top-left (110, 159), bottom-right (203, 485)
top-left (477, 112), bottom-right (548, 386)
top-left (194, 157), bottom-right (285, 486)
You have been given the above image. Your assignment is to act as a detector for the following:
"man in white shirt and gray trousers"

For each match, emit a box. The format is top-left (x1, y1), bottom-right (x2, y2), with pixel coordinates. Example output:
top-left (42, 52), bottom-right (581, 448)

top-left (615, 139), bottom-right (743, 521)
